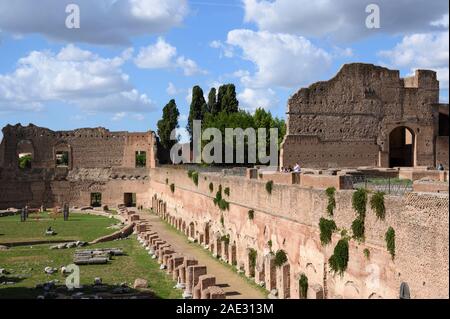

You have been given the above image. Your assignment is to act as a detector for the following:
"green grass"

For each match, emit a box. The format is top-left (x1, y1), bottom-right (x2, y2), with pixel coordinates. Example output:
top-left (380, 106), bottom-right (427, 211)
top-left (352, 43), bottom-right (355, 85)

top-left (0, 212), bottom-right (117, 244)
top-left (0, 212), bottom-right (181, 299)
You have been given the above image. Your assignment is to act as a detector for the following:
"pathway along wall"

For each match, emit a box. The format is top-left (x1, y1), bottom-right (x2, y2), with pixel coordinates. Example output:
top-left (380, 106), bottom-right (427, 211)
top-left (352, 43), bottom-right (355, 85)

top-left (149, 167), bottom-right (449, 299)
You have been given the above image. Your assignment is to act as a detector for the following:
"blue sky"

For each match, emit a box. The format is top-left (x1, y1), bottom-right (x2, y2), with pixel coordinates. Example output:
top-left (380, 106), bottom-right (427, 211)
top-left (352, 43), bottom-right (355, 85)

top-left (0, 0), bottom-right (448, 141)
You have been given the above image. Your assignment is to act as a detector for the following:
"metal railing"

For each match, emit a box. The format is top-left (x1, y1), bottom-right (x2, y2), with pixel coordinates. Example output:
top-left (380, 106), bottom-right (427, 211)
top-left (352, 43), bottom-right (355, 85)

top-left (347, 175), bottom-right (413, 196)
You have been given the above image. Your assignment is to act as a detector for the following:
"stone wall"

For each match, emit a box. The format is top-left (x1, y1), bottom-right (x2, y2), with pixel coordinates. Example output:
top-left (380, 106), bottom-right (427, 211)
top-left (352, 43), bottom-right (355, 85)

top-left (281, 64), bottom-right (443, 169)
top-left (148, 166), bottom-right (449, 299)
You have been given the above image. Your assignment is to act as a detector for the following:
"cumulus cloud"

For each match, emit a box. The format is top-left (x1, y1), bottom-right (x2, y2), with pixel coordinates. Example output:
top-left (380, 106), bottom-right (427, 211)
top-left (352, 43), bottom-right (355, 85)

top-left (0, 44), bottom-right (155, 113)
top-left (238, 88), bottom-right (279, 112)
top-left (0, 0), bottom-right (189, 45)
top-left (242, 0), bottom-right (449, 42)
top-left (135, 38), bottom-right (206, 76)
top-left (379, 30), bottom-right (449, 89)
top-left (226, 29), bottom-right (332, 89)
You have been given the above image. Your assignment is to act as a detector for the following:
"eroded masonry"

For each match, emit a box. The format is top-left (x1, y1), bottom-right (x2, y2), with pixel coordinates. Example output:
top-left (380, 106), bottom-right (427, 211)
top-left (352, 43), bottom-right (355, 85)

top-left (0, 64), bottom-right (448, 299)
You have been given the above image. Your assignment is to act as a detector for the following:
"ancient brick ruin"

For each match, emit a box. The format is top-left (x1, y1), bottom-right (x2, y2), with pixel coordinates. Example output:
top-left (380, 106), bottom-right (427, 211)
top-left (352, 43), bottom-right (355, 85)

top-left (0, 63), bottom-right (448, 299)
top-left (281, 63), bottom-right (449, 169)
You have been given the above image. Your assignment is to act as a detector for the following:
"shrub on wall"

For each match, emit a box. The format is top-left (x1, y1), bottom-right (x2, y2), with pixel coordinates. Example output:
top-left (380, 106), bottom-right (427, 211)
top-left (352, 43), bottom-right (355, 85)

top-left (319, 218), bottom-right (337, 246)
top-left (363, 248), bottom-right (370, 260)
top-left (248, 210), bottom-right (255, 220)
top-left (385, 227), bottom-right (396, 260)
top-left (224, 187), bottom-right (230, 197)
top-left (209, 182), bottom-right (214, 193)
top-left (187, 170), bottom-right (194, 178)
top-left (192, 171), bottom-right (199, 186)
top-left (213, 185), bottom-right (230, 211)
top-left (265, 180), bottom-right (274, 194)
top-left (170, 183), bottom-right (175, 193)
top-left (220, 214), bottom-right (224, 227)
top-left (325, 187), bottom-right (336, 216)
top-left (299, 274), bottom-right (308, 299)
top-left (352, 188), bottom-right (368, 218)
top-left (351, 217), bottom-right (365, 242)
top-left (370, 191), bottom-right (386, 220)
top-left (274, 250), bottom-right (288, 267)
top-left (267, 240), bottom-right (273, 251)
top-left (328, 239), bottom-right (349, 276)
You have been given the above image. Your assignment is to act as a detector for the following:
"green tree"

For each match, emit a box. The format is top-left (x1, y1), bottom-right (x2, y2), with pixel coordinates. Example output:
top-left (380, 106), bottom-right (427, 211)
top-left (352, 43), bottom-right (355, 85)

top-left (207, 87), bottom-right (217, 115)
top-left (187, 86), bottom-right (207, 141)
top-left (219, 84), bottom-right (239, 113)
top-left (157, 99), bottom-right (180, 150)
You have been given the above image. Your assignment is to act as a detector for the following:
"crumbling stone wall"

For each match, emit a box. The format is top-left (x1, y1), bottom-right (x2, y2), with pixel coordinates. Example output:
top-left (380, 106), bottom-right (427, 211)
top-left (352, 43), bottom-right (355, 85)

top-left (0, 124), bottom-right (157, 209)
top-left (149, 167), bottom-right (449, 299)
top-left (281, 63), bottom-right (444, 169)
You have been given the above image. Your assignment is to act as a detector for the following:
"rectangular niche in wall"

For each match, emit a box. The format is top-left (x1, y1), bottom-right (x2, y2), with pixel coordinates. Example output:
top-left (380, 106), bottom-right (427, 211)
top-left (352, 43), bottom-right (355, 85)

top-left (124, 193), bottom-right (137, 207)
top-left (135, 151), bottom-right (147, 168)
top-left (56, 151), bottom-right (69, 168)
top-left (90, 193), bottom-right (102, 207)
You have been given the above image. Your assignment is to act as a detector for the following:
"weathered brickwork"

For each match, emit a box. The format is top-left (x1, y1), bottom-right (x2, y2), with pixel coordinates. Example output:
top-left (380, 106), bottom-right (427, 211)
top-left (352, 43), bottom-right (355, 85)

top-left (281, 63), bottom-right (449, 169)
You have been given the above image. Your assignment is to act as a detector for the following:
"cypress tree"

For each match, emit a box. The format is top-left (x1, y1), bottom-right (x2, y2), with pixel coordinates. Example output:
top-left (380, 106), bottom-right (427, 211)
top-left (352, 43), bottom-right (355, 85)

top-left (187, 85), bottom-right (207, 141)
top-left (207, 87), bottom-right (217, 115)
top-left (157, 99), bottom-right (180, 150)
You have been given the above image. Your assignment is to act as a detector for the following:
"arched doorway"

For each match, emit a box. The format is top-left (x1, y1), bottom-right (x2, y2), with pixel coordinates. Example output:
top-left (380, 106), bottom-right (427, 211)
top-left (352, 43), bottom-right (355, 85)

top-left (389, 127), bottom-right (415, 167)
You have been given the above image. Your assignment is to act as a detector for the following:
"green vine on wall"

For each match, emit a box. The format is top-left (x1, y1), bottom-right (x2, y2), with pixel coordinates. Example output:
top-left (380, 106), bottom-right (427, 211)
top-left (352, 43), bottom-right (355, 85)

top-left (385, 227), bottom-right (396, 260)
top-left (213, 185), bottom-right (230, 211)
top-left (351, 217), bottom-right (365, 242)
top-left (328, 238), bottom-right (349, 276)
top-left (370, 191), bottom-right (386, 220)
top-left (220, 214), bottom-right (224, 227)
top-left (274, 250), bottom-right (288, 267)
top-left (187, 170), bottom-right (199, 186)
top-left (363, 248), bottom-right (370, 260)
top-left (352, 188), bottom-right (368, 218)
top-left (325, 187), bottom-right (336, 216)
top-left (299, 274), bottom-right (308, 299)
top-left (319, 218), bottom-right (337, 246)
top-left (224, 187), bottom-right (230, 197)
top-left (265, 180), bottom-right (274, 194)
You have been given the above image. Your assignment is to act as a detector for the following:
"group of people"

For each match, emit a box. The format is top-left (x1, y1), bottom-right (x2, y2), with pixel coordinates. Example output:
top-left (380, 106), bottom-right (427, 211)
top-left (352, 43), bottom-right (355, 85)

top-left (281, 162), bottom-right (302, 173)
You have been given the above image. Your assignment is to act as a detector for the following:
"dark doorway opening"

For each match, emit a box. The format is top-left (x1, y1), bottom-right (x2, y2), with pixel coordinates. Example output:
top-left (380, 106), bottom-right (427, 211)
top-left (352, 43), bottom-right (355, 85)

top-left (56, 151), bottom-right (69, 167)
top-left (124, 193), bottom-right (137, 207)
top-left (90, 193), bottom-right (102, 207)
top-left (439, 113), bottom-right (449, 136)
top-left (389, 127), bottom-right (415, 168)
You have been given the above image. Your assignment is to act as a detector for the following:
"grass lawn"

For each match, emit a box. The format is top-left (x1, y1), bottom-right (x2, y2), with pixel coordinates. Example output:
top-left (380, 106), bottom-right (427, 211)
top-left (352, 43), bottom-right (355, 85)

top-left (0, 212), bottom-right (118, 245)
top-left (0, 213), bottom-right (181, 299)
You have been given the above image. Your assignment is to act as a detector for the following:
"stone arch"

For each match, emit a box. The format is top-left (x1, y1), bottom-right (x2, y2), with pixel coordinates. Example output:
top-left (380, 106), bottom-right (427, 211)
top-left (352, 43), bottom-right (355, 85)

top-left (188, 221), bottom-right (195, 238)
top-left (389, 126), bottom-right (415, 167)
top-left (343, 280), bottom-right (360, 299)
top-left (368, 292), bottom-right (383, 299)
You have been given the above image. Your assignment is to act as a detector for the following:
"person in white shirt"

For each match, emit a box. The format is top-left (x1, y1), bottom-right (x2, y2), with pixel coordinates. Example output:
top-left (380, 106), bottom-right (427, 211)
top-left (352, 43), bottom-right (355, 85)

top-left (293, 162), bottom-right (301, 173)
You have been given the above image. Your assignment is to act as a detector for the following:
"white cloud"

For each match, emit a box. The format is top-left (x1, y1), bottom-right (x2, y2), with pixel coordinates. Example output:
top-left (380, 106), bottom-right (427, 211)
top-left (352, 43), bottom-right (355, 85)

top-left (210, 40), bottom-right (234, 58)
top-left (431, 14), bottom-right (449, 28)
top-left (135, 38), bottom-right (206, 76)
top-left (379, 31), bottom-right (449, 89)
top-left (0, 0), bottom-right (189, 45)
top-left (226, 29), bottom-right (332, 89)
top-left (0, 45), bottom-right (155, 113)
top-left (238, 88), bottom-right (279, 112)
top-left (135, 37), bottom-right (177, 69)
top-left (242, 0), bottom-right (449, 42)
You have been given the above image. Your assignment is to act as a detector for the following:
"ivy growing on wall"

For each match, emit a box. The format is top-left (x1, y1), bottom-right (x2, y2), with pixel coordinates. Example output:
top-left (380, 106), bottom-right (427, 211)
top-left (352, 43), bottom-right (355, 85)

top-left (370, 191), bottom-right (386, 220)
top-left (248, 210), bottom-right (255, 220)
top-left (352, 188), bottom-right (368, 218)
top-left (328, 238), bottom-right (349, 276)
top-left (213, 185), bottom-right (230, 211)
top-left (274, 250), bottom-right (288, 267)
top-left (220, 214), bottom-right (224, 227)
top-left (325, 187), bottom-right (336, 216)
top-left (187, 170), bottom-right (199, 186)
top-left (265, 180), bottom-right (274, 194)
top-left (170, 183), bottom-right (175, 193)
top-left (299, 274), bottom-right (308, 299)
top-left (363, 248), bottom-right (370, 260)
top-left (385, 227), bottom-right (396, 260)
top-left (224, 187), bottom-right (230, 197)
top-left (351, 217), bottom-right (365, 242)
top-left (319, 218), bottom-right (337, 246)
top-left (267, 240), bottom-right (273, 252)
